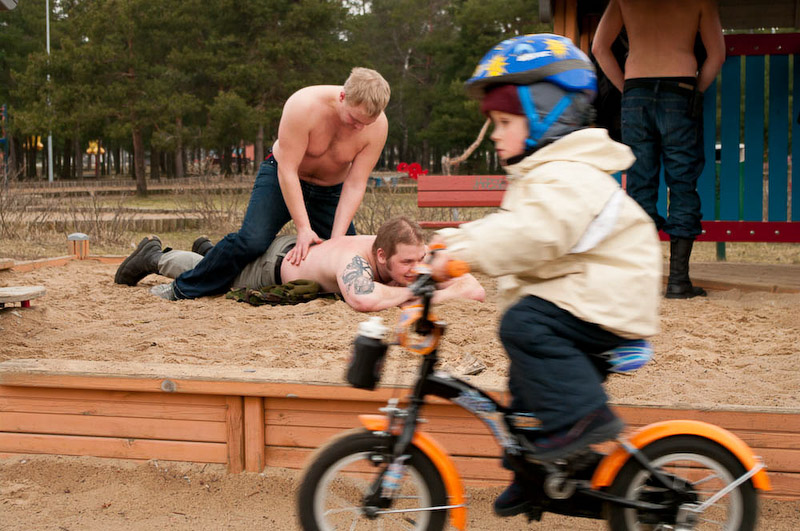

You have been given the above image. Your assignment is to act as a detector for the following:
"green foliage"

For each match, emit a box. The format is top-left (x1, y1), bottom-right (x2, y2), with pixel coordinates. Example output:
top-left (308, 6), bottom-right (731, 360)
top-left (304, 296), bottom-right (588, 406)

top-left (2, 0), bottom-right (552, 180)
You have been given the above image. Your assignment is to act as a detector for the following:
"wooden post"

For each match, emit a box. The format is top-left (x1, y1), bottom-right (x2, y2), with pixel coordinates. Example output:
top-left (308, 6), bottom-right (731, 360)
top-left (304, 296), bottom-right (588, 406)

top-left (225, 396), bottom-right (245, 473)
top-left (244, 396), bottom-right (265, 472)
top-left (67, 233), bottom-right (90, 259)
top-left (564, 0), bottom-right (579, 43)
top-left (553, 0), bottom-right (566, 35)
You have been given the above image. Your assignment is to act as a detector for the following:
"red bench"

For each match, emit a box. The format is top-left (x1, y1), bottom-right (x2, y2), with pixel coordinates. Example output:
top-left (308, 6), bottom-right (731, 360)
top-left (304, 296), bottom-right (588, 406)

top-left (417, 174), bottom-right (800, 242)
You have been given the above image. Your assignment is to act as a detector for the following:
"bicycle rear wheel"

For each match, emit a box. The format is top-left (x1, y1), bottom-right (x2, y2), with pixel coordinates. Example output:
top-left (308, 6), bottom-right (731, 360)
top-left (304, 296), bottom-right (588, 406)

top-left (607, 435), bottom-right (758, 530)
top-left (297, 428), bottom-right (448, 531)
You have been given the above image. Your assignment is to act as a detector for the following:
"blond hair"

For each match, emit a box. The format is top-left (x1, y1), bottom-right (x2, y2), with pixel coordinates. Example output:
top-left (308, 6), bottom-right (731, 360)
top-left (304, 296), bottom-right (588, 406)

top-left (343, 67), bottom-right (391, 117)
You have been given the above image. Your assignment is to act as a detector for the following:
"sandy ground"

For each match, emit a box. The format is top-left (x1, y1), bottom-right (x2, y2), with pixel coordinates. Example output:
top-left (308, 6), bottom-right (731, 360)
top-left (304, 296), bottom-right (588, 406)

top-left (2, 260), bottom-right (799, 408)
top-left (1, 259), bottom-right (800, 529)
top-left (1, 455), bottom-right (798, 530)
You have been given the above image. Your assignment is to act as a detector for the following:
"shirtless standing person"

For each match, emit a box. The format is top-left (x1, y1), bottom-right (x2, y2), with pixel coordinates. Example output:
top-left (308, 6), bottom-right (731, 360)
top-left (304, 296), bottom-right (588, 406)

top-left (117, 217), bottom-right (486, 312)
top-left (592, 0), bottom-right (725, 298)
top-left (154, 67), bottom-right (390, 301)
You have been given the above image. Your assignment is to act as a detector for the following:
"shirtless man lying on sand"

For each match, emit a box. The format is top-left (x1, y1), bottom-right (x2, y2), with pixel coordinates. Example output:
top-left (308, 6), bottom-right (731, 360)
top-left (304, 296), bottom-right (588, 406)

top-left (115, 217), bottom-right (485, 312)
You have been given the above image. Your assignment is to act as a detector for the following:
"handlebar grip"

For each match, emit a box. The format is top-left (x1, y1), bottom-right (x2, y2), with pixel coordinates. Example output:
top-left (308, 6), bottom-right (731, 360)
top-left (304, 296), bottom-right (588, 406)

top-left (446, 260), bottom-right (470, 278)
top-left (432, 260), bottom-right (470, 281)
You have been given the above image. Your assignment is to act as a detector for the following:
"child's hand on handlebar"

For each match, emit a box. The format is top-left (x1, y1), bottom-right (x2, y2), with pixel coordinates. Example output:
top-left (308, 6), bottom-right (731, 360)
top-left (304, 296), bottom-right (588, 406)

top-left (427, 245), bottom-right (470, 282)
top-left (429, 250), bottom-right (453, 282)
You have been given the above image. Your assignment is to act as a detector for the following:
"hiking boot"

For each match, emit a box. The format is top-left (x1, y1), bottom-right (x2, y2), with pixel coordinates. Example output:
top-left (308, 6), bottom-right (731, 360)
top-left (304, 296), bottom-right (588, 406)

top-left (115, 236), bottom-right (163, 286)
top-left (493, 479), bottom-right (533, 517)
top-left (523, 405), bottom-right (623, 462)
top-left (665, 238), bottom-right (707, 299)
top-left (192, 236), bottom-right (214, 257)
top-left (150, 283), bottom-right (177, 301)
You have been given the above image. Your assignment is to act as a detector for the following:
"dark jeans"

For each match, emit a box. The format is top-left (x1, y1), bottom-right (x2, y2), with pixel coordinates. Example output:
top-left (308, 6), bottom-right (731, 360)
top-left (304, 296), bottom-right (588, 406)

top-left (621, 79), bottom-right (704, 239)
top-left (499, 296), bottom-right (624, 432)
top-left (173, 156), bottom-right (356, 299)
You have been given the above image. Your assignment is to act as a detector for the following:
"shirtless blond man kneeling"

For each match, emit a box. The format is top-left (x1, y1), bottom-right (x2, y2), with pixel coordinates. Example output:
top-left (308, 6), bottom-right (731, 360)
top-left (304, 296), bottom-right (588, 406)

top-left (159, 67), bottom-right (391, 301)
top-left (592, 0), bottom-right (725, 298)
top-left (117, 217), bottom-right (485, 313)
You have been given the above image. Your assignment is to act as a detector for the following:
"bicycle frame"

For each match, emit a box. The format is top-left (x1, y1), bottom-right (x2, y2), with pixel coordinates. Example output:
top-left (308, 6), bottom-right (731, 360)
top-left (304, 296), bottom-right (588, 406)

top-left (354, 263), bottom-right (771, 530)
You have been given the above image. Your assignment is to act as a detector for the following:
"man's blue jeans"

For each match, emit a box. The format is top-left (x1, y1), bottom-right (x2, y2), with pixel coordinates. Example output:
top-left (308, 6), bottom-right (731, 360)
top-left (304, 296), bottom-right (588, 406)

top-left (621, 80), bottom-right (704, 239)
top-left (173, 155), bottom-right (356, 299)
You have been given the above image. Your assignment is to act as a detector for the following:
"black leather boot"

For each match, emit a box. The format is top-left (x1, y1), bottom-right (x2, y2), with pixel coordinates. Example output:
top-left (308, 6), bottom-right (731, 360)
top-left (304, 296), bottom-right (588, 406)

top-left (192, 236), bottom-right (214, 256)
top-left (665, 238), bottom-right (707, 299)
top-left (114, 236), bottom-right (163, 286)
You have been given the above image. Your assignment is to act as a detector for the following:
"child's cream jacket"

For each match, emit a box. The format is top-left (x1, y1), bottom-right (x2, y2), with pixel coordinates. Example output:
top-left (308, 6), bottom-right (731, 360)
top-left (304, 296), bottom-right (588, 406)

top-left (438, 128), bottom-right (661, 338)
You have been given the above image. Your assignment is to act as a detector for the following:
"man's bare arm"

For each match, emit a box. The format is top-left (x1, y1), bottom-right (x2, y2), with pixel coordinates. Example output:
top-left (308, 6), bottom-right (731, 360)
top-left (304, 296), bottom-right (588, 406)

top-left (275, 96), bottom-right (322, 265)
top-left (337, 254), bottom-right (415, 312)
top-left (330, 115), bottom-right (388, 238)
top-left (697, 0), bottom-right (725, 93)
top-left (432, 274), bottom-right (486, 304)
top-left (592, 0), bottom-right (625, 92)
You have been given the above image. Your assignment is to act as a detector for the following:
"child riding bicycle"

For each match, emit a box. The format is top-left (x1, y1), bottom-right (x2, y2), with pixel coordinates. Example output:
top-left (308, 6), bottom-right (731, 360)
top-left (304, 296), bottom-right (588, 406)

top-left (430, 33), bottom-right (662, 517)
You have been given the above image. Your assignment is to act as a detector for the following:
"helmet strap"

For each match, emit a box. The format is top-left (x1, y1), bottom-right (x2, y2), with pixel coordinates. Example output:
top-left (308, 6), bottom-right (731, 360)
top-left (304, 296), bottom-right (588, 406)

top-left (516, 86), bottom-right (575, 150)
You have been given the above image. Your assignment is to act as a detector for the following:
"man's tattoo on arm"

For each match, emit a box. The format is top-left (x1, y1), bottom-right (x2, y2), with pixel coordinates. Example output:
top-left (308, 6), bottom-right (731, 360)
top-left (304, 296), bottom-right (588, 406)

top-left (342, 256), bottom-right (375, 295)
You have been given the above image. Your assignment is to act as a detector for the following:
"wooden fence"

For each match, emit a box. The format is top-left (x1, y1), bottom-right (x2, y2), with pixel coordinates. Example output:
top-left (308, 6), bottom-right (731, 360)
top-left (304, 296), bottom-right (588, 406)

top-left (0, 359), bottom-right (797, 500)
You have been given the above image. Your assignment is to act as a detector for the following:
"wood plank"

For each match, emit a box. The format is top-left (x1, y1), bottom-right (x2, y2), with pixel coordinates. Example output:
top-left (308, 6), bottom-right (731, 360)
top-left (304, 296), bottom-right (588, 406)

top-left (0, 286), bottom-right (46, 304)
top-left (0, 433), bottom-right (226, 463)
top-left (226, 396), bottom-right (244, 473)
top-left (744, 54), bottom-right (766, 222)
top-left (564, 0), bottom-right (578, 43)
top-left (417, 174), bottom-right (507, 191)
top-left (0, 361), bottom-right (423, 399)
top-left (266, 396), bottom-right (505, 418)
top-left (724, 33), bottom-right (800, 56)
top-left (267, 400), bottom-right (800, 435)
top-left (0, 412), bottom-right (226, 442)
top-left (417, 190), bottom-right (505, 208)
top-left (244, 396), bottom-right (265, 472)
top-left (612, 405), bottom-right (800, 433)
top-left (794, 54), bottom-right (800, 223)
top-left (9, 256), bottom-right (75, 273)
top-left (719, 56), bottom-right (742, 221)
top-left (768, 472), bottom-right (800, 498)
top-left (267, 409), bottom-right (501, 437)
top-left (753, 448), bottom-right (800, 474)
top-left (553, 0), bottom-right (566, 35)
top-left (265, 425), bottom-right (501, 458)
top-left (0, 396), bottom-right (228, 422)
top-left (768, 54), bottom-right (790, 222)
top-left (0, 384), bottom-right (229, 405)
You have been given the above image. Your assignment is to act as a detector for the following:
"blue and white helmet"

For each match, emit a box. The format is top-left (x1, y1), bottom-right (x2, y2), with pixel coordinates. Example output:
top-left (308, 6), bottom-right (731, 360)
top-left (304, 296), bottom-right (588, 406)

top-left (466, 34), bottom-right (597, 152)
top-left (466, 33), bottom-right (596, 98)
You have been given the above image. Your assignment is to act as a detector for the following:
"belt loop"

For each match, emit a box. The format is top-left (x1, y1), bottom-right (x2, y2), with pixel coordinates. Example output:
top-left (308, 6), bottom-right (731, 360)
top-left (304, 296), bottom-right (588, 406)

top-left (654, 80), bottom-right (660, 94)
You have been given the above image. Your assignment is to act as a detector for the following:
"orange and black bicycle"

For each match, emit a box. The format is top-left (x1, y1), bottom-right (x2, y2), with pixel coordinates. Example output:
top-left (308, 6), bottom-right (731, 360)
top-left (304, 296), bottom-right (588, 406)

top-left (297, 256), bottom-right (770, 530)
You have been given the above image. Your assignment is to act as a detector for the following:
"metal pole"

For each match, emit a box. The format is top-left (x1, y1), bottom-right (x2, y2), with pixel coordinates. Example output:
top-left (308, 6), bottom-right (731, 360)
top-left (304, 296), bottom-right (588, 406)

top-left (46, 0), bottom-right (53, 183)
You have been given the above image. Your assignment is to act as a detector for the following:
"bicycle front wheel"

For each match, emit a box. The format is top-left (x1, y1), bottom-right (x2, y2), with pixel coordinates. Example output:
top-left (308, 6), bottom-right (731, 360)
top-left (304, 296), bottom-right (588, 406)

top-left (297, 428), bottom-right (448, 531)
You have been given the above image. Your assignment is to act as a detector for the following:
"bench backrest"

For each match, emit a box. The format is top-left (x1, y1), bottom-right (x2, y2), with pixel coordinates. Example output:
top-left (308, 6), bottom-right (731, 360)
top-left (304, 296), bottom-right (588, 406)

top-left (417, 175), bottom-right (506, 208)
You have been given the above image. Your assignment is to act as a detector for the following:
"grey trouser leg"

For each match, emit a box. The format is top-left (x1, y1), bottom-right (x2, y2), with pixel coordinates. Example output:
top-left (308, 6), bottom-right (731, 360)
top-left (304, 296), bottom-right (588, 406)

top-left (159, 249), bottom-right (264, 289)
top-left (159, 250), bottom-right (203, 279)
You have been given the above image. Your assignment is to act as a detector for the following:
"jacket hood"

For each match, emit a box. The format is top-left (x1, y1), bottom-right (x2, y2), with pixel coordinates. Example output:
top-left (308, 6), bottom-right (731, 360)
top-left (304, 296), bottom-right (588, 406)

top-left (507, 128), bottom-right (635, 177)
